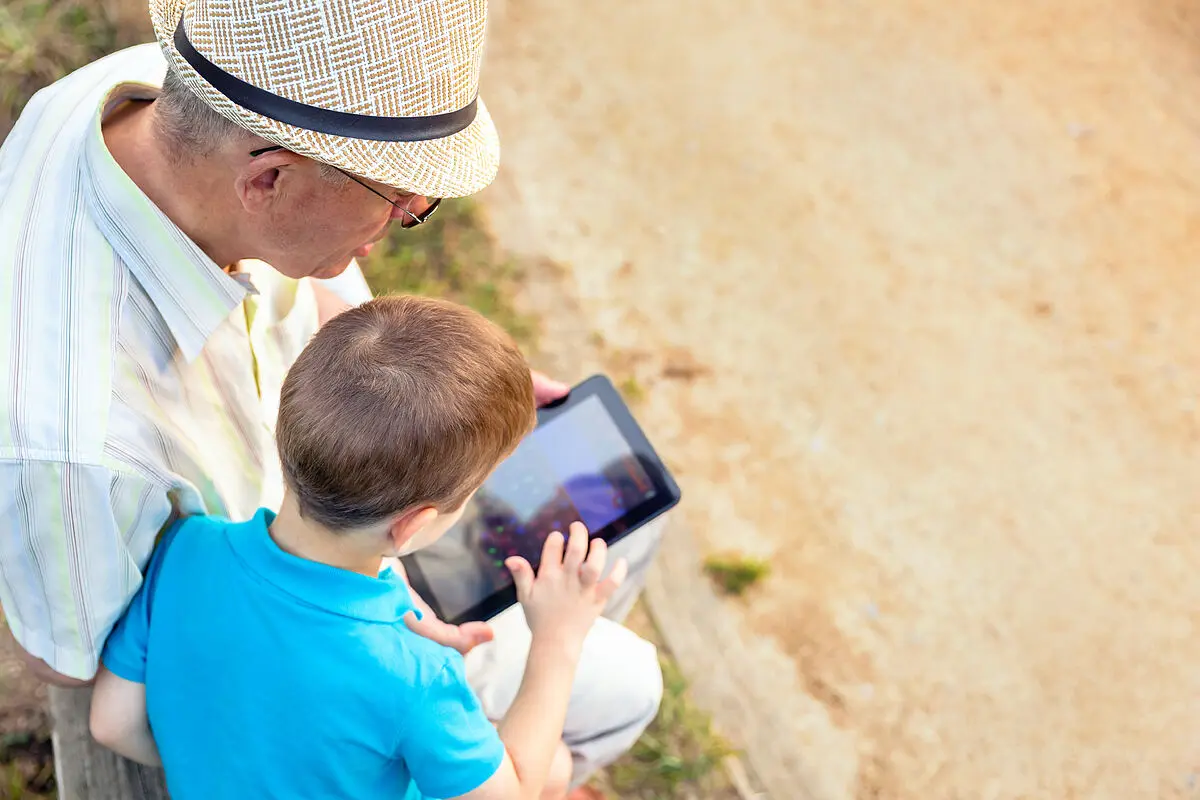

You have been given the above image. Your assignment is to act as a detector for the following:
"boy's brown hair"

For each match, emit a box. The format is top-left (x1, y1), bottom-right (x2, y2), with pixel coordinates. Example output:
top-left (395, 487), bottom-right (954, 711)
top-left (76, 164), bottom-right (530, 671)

top-left (276, 295), bottom-right (536, 531)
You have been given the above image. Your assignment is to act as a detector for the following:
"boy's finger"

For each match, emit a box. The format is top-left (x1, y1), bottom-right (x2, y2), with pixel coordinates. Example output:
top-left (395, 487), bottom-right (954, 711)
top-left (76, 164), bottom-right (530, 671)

top-left (457, 622), bottom-right (496, 654)
top-left (405, 612), bottom-right (496, 656)
top-left (540, 530), bottom-right (565, 571)
top-left (506, 557), bottom-right (535, 599)
top-left (597, 557), bottom-right (628, 600)
top-left (563, 521), bottom-right (589, 570)
top-left (582, 537), bottom-right (608, 582)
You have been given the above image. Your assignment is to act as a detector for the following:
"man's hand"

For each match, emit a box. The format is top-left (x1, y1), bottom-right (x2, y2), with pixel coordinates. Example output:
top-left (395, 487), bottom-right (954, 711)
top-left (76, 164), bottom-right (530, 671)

top-left (532, 370), bottom-right (569, 407)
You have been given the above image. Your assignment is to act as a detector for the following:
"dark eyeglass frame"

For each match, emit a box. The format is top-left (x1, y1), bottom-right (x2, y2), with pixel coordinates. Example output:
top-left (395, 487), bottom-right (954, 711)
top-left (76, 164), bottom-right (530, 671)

top-left (248, 145), bottom-right (441, 228)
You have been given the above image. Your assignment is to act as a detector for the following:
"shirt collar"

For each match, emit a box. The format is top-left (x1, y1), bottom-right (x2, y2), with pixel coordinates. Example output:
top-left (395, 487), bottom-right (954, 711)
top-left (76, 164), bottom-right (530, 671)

top-left (226, 509), bottom-right (418, 624)
top-left (81, 83), bottom-right (248, 361)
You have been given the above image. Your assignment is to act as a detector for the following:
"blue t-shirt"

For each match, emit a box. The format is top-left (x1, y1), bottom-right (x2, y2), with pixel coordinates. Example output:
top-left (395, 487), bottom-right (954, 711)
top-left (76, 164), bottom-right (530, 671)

top-left (102, 509), bottom-right (504, 800)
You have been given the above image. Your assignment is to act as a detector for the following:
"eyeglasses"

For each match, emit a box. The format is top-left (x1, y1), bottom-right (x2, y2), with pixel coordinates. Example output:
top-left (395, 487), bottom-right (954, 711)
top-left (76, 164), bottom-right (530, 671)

top-left (248, 145), bottom-right (441, 228)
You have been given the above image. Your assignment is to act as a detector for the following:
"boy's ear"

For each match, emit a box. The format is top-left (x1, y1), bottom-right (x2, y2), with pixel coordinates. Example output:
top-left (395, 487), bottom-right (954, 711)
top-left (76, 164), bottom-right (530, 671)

top-left (387, 506), bottom-right (438, 554)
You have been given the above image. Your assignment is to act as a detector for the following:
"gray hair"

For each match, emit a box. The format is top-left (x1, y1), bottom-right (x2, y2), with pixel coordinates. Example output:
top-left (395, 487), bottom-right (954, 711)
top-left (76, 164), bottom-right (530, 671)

top-left (154, 63), bottom-right (248, 159)
top-left (155, 64), bottom-right (345, 184)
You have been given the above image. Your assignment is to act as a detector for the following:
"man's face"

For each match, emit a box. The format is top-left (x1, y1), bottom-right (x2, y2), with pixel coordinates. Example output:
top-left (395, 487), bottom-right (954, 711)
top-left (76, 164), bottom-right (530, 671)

top-left (248, 161), bottom-right (437, 280)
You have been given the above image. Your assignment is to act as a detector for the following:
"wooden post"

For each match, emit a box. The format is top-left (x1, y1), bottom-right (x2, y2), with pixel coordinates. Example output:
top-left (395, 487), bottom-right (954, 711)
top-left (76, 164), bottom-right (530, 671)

top-left (48, 686), bottom-right (170, 800)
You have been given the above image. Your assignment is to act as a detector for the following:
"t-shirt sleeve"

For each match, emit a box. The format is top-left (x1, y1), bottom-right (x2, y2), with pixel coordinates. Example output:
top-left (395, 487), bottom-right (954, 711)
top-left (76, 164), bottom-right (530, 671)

top-left (100, 521), bottom-right (185, 684)
top-left (397, 653), bottom-right (506, 798)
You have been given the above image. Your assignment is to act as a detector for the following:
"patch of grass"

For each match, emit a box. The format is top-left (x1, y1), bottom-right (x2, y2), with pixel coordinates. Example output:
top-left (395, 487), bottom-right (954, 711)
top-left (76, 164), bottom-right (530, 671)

top-left (358, 199), bottom-right (536, 347)
top-left (0, 0), bottom-right (150, 136)
top-left (703, 553), bottom-right (771, 596)
top-left (0, 729), bottom-right (55, 800)
top-left (603, 655), bottom-right (735, 798)
top-left (619, 376), bottom-right (646, 404)
top-left (588, 604), bottom-right (743, 800)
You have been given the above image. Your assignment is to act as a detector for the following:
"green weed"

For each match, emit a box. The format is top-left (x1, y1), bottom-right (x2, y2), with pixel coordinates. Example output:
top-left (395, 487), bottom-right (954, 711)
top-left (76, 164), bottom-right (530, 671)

top-left (602, 655), bottom-right (735, 798)
top-left (619, 376), bottom-right (646, 404)
top-left (703, 553), bottom-right (771, 596)
top-left (0, 0), bottom-right (149, 136)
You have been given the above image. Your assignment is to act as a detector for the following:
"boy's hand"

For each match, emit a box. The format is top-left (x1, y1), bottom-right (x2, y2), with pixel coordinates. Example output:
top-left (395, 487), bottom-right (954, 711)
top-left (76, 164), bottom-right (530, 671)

top-left (395, 558), bottom-right (494, 656)
top-left (506, 522), bottom-right (627, 651)
top-left (404, 610), bottom-right (495, 656)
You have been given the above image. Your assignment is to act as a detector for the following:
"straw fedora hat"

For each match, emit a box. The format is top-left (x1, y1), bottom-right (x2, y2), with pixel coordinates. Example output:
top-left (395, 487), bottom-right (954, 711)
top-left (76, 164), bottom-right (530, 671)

top-left (149, 0), bottom-right (499, 198)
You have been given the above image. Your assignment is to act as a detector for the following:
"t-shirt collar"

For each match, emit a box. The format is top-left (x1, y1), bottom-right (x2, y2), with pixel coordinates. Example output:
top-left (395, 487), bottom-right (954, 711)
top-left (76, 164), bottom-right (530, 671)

top-left (226, 509), bottom-right (418, 624)
top-left (81, 83), bottom-right (248, 362)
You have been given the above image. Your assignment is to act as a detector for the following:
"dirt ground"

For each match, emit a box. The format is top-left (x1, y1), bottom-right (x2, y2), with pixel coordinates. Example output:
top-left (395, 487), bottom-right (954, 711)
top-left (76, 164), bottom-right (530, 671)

top-left (479, 0), bottom-right (1200, 797)
top-left (0, 623), bottom-right (55, 798)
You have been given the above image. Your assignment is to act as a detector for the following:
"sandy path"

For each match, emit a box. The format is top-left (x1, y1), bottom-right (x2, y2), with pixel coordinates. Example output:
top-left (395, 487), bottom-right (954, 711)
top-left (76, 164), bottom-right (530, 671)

top-left (480, 1), bottom-right (1200, 797)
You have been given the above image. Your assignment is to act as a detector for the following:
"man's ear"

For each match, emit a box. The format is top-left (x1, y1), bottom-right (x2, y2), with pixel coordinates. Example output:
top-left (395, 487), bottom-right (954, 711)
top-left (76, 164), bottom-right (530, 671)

top-left (234, 149), bottom-right (305, 214)
top-left (387, 506), bottom-right (439, 555)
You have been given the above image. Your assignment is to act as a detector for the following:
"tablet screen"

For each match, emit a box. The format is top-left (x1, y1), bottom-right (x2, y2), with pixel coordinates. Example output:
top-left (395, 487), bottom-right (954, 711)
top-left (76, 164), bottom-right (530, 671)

top-left (405, 395), bottom-right (659, 621)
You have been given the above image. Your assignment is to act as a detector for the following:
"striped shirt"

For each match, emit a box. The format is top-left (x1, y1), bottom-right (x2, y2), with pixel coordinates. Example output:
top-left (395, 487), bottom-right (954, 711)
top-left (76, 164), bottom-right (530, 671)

top-left (0, 45), bottom-right (371, 678)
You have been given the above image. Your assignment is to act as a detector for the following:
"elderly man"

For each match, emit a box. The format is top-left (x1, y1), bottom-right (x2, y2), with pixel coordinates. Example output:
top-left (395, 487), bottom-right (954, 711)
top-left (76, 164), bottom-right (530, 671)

top-left (0, 0), bottom-right (662, 790)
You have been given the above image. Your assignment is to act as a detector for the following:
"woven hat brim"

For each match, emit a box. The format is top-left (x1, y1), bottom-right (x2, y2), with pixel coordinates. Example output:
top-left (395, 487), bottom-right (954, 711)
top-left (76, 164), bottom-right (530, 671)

top-left (228, 98), bottom-right (501, 200)
top-left (151, 6), bottom-right (500, 199)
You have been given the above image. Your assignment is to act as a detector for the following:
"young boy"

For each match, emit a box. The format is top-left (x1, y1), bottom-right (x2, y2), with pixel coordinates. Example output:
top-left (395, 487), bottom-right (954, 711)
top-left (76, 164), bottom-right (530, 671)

top-left (89, 295), bottom-right (627, 800)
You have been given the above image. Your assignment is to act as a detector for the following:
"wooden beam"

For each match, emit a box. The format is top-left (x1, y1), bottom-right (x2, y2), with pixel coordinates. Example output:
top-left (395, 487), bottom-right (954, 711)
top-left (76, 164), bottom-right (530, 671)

top-left (48, 686), bottom-right (169, 800)
top-left (644, 520), bottom-right (811, 799)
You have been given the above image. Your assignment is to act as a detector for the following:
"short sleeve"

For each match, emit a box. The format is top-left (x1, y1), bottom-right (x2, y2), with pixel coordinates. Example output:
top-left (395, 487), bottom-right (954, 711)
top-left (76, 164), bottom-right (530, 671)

top-left (397, 654), bottom-right (505, 798)
top-left (101, 521), bottom-right (184, 684)
top-left (0, 459), bottom-right (169, 679)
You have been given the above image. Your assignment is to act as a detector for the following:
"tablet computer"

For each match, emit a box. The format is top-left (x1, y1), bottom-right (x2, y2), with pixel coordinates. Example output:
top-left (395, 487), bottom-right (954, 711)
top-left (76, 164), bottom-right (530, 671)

top-left (401, 374), bottom-right (681, 625)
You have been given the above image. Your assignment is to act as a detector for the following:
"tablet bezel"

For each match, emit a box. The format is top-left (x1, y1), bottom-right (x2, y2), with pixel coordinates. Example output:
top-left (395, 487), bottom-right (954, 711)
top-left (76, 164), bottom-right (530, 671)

top-left (401, 374), bottom-right (681, 625)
